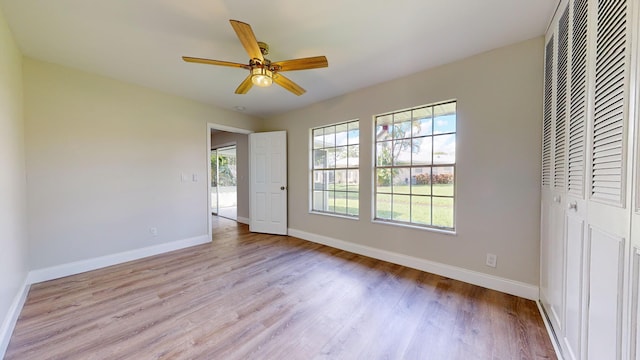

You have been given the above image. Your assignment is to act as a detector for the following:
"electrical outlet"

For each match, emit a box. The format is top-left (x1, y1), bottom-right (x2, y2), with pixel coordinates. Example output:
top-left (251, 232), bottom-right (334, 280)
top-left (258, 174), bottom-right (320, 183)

top-left (149, 227), bottom-right (158, 236)
top-left (486, 253), bottom-right (497, 268)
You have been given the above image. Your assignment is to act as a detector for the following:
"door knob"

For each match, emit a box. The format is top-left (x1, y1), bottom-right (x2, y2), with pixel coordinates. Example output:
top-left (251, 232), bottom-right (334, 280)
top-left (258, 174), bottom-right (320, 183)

top-left (280, 186), bottom-right (285, 190)
top-left (568, 201), bottom-right (577, 211)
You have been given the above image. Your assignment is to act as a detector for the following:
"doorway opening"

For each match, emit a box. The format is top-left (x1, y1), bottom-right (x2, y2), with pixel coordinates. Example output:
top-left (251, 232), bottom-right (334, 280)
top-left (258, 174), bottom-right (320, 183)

top-left (211, 145), bottom-right (237, 221)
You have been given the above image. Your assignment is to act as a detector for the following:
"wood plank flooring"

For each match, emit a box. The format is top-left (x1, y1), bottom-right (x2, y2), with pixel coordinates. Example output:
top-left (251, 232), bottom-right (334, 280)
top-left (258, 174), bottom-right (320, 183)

top-left (6, 217), bottom-right (556, 359)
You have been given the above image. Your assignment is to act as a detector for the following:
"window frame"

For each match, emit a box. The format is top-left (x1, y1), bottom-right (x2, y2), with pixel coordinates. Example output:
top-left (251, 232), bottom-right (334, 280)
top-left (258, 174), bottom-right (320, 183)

top-left (309, 119), bottom-right (360, 218)
top-left (373, 100), bottom-right (457, 232)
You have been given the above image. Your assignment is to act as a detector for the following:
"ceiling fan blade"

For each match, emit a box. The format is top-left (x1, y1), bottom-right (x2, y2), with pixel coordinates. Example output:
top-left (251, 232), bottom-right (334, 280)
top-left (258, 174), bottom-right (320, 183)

top-left (229, 20), bottom-right (264, 62)
top-left (273, 73), bottom-right (306, 96)
top-left (272, 56), bottom-right (328, 71)
top-left (182, 56), bottom-right (249, 69)
top-left (235, 74), bottom-right (254, 94)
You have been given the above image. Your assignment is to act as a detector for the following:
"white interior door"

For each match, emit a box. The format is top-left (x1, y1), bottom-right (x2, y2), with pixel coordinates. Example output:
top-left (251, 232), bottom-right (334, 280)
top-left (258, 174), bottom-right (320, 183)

top-left (249, 131), bottom-right (287, 235)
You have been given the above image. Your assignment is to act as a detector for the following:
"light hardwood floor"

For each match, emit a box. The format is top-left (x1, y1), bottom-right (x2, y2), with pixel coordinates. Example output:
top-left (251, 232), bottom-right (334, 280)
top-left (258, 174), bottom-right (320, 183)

top-left (6, 217), bottom-right (556, 359)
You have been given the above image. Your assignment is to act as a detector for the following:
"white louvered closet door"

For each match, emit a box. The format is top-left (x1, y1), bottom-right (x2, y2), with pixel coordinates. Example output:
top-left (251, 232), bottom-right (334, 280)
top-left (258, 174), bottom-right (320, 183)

top-left (563, 0), bottom-right (589, 358)
top-left (540, 31), bottom-right (554, 311)
top-left (551, 1), bottom-right (570, 338)
top-left (584, 0), bottom-right (631, 359)
top-left (540, 24), bottom-right (566, 337)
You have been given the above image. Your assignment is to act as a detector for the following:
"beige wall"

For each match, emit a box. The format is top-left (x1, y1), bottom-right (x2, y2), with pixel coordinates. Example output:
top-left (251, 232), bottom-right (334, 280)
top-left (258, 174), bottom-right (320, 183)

top-left (264, 37), bottom-right (543, 286)
top-left (23, 58), bottom-right (263, 269)
top-left (211, 131), bottom-right (250, 221)
top-left (0, 6), bottom-right (28, 350)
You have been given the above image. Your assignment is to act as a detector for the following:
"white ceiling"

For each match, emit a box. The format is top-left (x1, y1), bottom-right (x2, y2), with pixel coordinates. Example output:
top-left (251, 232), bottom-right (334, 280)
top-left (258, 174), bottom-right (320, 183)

top-left (0, 0), bottom-right (558, 117)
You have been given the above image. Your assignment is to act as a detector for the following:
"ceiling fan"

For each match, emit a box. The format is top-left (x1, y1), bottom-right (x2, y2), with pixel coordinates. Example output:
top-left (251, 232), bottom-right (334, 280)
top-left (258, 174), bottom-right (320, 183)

top-left (182, 20), bottom-right (328, 96)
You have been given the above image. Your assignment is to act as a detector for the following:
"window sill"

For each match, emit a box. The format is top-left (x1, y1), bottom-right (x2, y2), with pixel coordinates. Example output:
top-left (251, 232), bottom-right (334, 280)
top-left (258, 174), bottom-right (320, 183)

top-left (372, 219), bottom-right (457, 235)
top-left (310, 211), bottom-right (359, 221)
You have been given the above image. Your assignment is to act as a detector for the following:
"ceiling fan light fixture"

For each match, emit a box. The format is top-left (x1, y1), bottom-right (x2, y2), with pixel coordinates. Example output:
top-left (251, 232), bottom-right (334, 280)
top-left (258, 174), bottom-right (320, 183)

top-left (251, 67), bottom-right (273, 87)
top-left (183, 20), bottom-right (327, 95)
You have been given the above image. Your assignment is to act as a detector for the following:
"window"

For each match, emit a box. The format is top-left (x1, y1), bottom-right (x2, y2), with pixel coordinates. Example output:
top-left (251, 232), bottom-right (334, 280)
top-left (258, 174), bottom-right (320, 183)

top-left (311, 120), bottom-right (359, 217)
top-left (374, 101), bottom-right (456, 230)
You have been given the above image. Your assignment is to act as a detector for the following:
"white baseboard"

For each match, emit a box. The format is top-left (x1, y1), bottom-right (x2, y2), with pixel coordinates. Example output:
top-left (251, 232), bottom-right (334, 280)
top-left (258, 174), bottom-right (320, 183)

top-left (27, 234), bottom-right (211, 284)
top-left (0, 279), bottom-right (30, 358)
top-left (237, 216), bottom-right (250, 225)
top-left (288, 228), bottom-right (539, 300)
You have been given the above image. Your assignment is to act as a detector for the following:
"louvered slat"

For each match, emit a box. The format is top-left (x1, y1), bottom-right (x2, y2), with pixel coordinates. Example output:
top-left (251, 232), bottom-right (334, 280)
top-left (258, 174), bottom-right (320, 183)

top-left (568, 0), bottom-right (588, 196)
top-left (594, 119), bottom-right (623, 137)
top-left (542, 37), bottom-right (554, 188)
top-left (555, 7), bottom-right (569, 190)
top-left (592, 0), bottom-right (627, 203)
